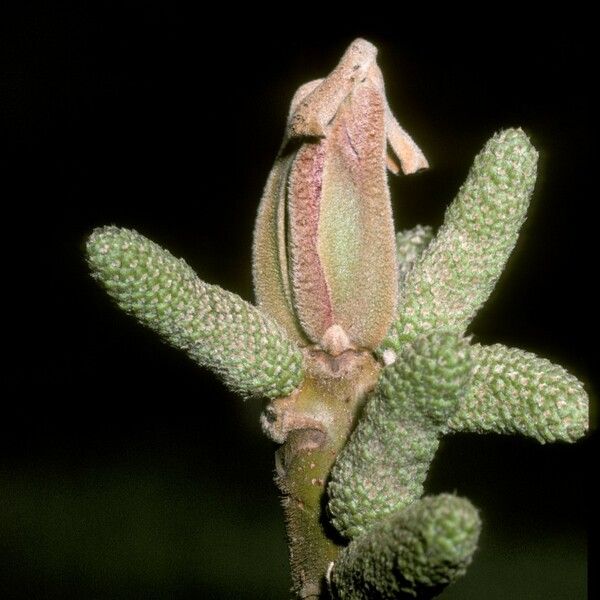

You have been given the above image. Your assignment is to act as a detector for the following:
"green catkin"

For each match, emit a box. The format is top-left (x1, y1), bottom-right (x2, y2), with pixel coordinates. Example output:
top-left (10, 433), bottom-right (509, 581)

top-left (382, 128), bottom-right (538, 353)
top-left (395, 225), bottom-right (434, 289)
top-left (327, 332), bottom-right (472, 540)
top-left (446, 343), bottom-right (588, 442)
top-left (86, 226), bottom-right (304, 399)
top-left (331, 494), bottom-right (481, 600)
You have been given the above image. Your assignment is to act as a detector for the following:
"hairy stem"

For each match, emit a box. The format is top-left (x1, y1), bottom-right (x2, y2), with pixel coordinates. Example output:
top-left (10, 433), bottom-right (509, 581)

top-left (265, 350), bottom-right (380, 598)
top-left (276, 428), bottom-right (343, 599)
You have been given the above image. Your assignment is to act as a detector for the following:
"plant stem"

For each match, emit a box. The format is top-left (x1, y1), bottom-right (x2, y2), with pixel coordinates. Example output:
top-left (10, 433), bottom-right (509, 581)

top-left (267, 350), bottom-right (380, 599)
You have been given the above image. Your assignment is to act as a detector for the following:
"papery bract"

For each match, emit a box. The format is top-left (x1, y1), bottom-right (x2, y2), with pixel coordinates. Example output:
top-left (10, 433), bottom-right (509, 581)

top-left (253, 39), bottom-right (428, 354)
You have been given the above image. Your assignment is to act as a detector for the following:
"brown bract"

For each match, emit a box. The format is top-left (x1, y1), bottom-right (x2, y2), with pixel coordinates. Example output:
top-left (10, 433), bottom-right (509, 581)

top-left (253, 38), bottom-right (428, 354)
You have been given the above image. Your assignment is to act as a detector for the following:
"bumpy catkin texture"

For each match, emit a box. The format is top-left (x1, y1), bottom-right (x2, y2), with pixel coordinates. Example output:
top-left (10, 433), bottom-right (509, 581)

top-left (395, 225), bottom-right (434, 288)
top-left (445, 343), bottom-right (588, 443)
top-left (331, 494), bottom-right (481, 600)
top-left (328, 332), bottom-right (472, 540)
top-left (86, 227), bottom-right (304, 399)
top-left (383, 128), bottom-right (538, 352)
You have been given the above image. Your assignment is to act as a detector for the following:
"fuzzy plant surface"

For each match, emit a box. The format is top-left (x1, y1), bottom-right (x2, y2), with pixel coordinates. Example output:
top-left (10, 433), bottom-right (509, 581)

top-left (86, 39), bottom-right (589, 600)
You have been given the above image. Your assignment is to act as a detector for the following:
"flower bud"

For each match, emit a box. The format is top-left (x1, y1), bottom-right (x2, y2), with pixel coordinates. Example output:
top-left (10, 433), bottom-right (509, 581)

top-left (253, 39), bottom-right (427, 353)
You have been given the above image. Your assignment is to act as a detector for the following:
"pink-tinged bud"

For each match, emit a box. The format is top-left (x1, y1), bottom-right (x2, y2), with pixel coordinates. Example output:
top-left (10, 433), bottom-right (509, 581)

top-left (253, 39), bottom-right (427, 353)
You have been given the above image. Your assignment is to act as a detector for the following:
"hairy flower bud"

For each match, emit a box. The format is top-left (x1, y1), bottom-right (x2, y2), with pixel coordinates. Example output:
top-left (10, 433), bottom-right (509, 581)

top-left (253, 39), bottom-right (427, 353)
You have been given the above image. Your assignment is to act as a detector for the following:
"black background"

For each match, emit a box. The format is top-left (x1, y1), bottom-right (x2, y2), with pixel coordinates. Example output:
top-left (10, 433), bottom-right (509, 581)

top-left (1, 7), bottom-right (596, 600)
